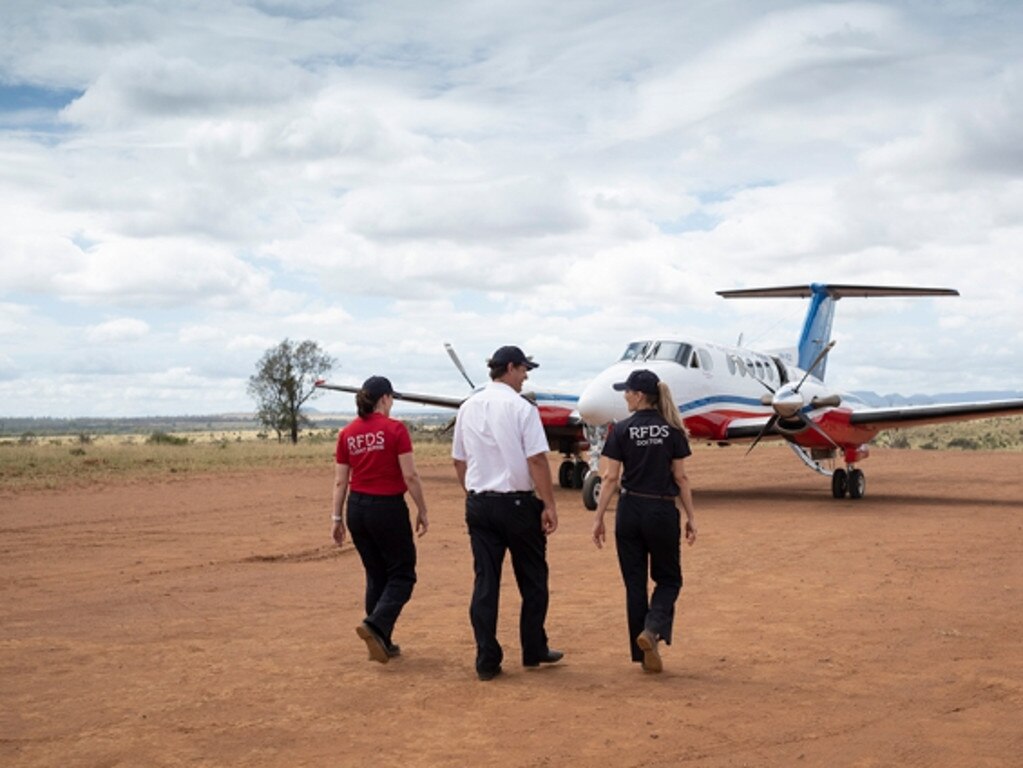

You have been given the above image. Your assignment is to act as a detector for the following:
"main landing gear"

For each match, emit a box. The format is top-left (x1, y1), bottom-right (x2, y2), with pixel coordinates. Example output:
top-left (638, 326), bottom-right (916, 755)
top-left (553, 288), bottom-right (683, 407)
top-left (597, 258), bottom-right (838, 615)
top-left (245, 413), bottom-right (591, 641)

top-left (557, 459), bottom-right (589, 490)
top-left (831, 467), bottom-right (866, 499)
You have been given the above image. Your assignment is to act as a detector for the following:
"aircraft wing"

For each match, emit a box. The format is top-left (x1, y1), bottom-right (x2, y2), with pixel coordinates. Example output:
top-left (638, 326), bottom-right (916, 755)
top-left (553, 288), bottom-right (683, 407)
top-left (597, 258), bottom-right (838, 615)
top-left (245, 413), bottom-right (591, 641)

top-left (847, 398), bottom-right (1023, 430)
top-left (314, 381), bottom-right (464, 409)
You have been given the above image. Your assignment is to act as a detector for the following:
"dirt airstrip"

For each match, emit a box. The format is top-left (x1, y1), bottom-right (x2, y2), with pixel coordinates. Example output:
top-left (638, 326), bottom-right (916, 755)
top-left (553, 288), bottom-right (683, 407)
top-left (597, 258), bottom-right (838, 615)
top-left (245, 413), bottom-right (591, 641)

top-left (2, 447), bottom-right (1022, 767)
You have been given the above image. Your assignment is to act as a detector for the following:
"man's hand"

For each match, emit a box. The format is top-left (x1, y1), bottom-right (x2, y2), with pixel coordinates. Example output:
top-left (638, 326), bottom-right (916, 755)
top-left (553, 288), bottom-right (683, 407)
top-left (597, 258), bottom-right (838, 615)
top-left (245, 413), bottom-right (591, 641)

top-left (332, 519), bottom-right (346, 546)
top-left (541, 504), bottom-right (558, 535)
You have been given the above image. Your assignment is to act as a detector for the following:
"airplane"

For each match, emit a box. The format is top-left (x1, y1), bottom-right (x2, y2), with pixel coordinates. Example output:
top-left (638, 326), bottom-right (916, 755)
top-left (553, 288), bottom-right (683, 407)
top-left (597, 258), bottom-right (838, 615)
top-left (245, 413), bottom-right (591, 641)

top-left (314, 343), bottom-right (591, 488)
top-left (575, 283), bottom-right (1023, 507)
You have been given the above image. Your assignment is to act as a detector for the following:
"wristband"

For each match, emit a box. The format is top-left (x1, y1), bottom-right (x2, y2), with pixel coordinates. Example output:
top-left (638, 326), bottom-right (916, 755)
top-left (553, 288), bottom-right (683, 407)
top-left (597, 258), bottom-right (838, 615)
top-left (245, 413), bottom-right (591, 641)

top-left (331, 515), bottom-right (343, 523)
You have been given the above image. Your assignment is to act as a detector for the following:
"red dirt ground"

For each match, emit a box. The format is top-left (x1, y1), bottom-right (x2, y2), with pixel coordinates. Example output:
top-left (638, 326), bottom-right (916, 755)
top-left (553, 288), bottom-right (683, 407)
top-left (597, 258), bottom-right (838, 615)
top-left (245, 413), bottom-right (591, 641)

top-left (2, 448), bottom-right (1021, 767)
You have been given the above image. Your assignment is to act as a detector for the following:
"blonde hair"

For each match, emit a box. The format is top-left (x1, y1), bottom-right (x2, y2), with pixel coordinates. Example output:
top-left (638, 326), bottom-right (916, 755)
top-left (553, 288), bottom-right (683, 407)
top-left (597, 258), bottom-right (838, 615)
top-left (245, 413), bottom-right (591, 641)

top-left (654, 380), bottom-right (685, 433)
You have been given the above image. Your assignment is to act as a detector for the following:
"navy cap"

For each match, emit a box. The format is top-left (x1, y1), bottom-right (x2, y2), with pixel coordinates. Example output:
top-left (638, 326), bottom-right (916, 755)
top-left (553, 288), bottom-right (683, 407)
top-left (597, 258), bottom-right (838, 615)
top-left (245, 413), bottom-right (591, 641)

top-left (488, 345), bottom-right (538, 370)
top-left (361, 375), bottom-right (394, 399)
top-left (612, 369), bottom-right (660, 395)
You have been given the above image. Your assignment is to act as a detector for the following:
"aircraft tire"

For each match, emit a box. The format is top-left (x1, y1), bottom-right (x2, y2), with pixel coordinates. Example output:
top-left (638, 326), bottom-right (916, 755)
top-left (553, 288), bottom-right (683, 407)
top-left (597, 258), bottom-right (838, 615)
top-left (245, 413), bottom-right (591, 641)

top-left (558, 460), bottom-right (574, 489)
top-left (582, 472), bottom-right (601, 511)
top-left (831, 468), bottom-right (848, 499)
top-left (572, 461), bottom-right (587, 489)
top-left (848, 469), bottom-right (866, 499)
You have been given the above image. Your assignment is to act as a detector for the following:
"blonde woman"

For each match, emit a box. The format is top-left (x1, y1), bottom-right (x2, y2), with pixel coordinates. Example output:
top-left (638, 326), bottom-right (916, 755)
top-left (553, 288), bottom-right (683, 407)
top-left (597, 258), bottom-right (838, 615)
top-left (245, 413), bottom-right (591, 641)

top-left (591, 369), bottom-right (697, 673)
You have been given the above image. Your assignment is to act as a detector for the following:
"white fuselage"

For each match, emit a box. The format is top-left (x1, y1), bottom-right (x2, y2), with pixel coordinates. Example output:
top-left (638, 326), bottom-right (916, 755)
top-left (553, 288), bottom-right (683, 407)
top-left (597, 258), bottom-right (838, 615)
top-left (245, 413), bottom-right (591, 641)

top-left (576, 339), bottom-right (850, 442)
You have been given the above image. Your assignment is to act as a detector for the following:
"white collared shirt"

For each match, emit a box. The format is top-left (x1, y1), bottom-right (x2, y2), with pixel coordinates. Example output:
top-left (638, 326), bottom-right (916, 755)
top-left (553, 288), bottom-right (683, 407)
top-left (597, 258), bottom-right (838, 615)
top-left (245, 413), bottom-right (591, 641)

top-left (452, 381), bottom-right (550, 493)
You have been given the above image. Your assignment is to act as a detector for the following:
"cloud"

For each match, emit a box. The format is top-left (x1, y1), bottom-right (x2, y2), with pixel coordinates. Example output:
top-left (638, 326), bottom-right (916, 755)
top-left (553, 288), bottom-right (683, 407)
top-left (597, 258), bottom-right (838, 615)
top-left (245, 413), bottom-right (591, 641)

top-left (85, 316), bottom-right (150, 343)
top-left (1, 1), bottom-right (1022, 416)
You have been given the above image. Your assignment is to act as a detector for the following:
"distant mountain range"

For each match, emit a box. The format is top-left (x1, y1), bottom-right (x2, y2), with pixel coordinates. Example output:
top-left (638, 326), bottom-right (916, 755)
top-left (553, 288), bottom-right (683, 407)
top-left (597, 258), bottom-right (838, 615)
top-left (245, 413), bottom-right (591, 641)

top-left (849, 391), bottom-right (1023, 407)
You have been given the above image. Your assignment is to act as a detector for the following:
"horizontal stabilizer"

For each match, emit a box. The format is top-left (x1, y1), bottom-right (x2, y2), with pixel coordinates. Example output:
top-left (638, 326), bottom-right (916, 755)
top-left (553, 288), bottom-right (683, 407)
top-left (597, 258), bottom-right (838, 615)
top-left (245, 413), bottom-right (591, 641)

top-left (717, 284), bottom-right (959, 299)
top-left (717, 283), bottom-right (959, 380)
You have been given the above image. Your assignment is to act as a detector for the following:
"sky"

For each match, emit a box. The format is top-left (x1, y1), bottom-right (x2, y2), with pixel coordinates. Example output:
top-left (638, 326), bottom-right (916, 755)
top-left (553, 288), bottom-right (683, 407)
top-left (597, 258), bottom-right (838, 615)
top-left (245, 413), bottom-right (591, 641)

top-left (1, 0), bottom-right (1021, 418)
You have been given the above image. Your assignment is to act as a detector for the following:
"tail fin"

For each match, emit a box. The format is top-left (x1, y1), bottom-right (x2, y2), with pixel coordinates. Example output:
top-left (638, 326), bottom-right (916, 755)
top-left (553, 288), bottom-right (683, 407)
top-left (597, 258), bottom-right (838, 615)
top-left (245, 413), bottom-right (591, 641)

top-left (717, 283), bottom-right (958, 381)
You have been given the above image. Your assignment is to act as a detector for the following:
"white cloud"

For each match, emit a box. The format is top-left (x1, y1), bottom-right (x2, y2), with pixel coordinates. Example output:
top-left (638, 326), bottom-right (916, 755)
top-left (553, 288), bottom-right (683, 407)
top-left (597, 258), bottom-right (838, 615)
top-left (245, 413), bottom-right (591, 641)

top-left (85, 317), bottom-right (150, 343)
top-left (1, 0), bottom-right (1022, 416)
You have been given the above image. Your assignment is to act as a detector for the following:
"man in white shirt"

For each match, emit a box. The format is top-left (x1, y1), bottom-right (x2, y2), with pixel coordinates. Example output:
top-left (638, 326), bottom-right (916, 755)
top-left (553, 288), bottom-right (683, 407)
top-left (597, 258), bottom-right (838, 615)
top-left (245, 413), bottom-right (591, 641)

top-left (452, 345), bottom-right (561, 681)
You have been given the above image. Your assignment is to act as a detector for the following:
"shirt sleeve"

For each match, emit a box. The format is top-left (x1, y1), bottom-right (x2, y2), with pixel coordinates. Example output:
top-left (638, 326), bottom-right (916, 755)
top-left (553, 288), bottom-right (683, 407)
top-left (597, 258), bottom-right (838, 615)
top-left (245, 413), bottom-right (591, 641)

top-left (451, 409), bottom-right (466, 461)
top-left (601, 424), bottom-right (623, 461)
top-left (671, 428), bottom-right (692, 460)
top-left (335, 429), bottom-right (349, 465)
top-left (520, 402), bottom-right (550, 458)
top-left (393, 420), bottom-right (413, 454)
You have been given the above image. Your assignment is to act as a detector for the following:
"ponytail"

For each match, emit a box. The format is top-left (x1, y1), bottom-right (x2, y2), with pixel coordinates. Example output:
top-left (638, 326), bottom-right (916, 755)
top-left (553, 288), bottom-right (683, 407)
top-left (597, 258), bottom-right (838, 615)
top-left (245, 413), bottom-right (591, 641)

top-left (655, 380), bottom-right (685, 433)
top-left (356, 389), bottom-right (377, 418)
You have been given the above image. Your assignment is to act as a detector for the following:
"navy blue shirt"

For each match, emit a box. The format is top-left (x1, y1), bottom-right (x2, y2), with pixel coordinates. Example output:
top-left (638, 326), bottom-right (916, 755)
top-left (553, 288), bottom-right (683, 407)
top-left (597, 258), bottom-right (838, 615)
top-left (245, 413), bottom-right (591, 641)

top-left (602, 409), bottom-right (691, 497)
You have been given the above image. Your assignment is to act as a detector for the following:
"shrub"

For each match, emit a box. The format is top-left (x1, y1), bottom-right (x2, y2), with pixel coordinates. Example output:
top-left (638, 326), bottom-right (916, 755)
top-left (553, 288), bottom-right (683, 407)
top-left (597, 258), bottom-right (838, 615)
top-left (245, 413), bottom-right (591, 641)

top-left (146, 431), bottom-right (190, 446)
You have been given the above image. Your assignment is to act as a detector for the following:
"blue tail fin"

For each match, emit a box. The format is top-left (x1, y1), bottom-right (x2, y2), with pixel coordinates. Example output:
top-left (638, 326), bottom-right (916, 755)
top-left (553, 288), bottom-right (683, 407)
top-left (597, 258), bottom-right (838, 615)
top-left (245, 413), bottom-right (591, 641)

top-left (717, 283), bottom-right (959, 381)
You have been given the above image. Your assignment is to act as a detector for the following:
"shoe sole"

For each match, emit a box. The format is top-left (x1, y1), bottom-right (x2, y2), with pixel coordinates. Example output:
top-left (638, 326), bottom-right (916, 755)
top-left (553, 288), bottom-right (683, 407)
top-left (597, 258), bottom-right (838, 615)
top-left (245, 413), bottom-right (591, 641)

top-left (356, 624), bottom-right (390, 664)
top-left (636, 631), bottom-right (662, 673)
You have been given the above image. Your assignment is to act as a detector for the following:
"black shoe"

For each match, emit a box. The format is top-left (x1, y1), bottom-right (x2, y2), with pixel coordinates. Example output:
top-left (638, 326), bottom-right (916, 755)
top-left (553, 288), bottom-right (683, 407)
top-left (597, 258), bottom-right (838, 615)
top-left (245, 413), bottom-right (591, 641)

top-left (386, 643), bottom-right (401, 658)
top-left (355, 622), bottom-right (390, 664)
top-left (477, 665), bottom-right (503, 681)
top-left (636, 630), bottom-right (662, 673)
top-left (524, 649), bottom-right (564, 667)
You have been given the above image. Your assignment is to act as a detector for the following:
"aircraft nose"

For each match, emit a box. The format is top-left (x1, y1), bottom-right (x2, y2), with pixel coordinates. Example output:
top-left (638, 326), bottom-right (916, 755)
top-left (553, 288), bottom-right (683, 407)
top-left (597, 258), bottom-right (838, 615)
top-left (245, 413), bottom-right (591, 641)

top-left (578, 368), bottom-right (626, 424)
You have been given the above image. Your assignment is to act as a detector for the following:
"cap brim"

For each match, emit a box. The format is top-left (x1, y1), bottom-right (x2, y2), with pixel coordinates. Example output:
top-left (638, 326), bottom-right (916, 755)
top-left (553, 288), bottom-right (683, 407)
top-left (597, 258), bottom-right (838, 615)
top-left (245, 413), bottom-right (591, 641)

top-left (611, 381), bottom-right (628, 391)
top-left (524, 360), bottom-right (539, 370)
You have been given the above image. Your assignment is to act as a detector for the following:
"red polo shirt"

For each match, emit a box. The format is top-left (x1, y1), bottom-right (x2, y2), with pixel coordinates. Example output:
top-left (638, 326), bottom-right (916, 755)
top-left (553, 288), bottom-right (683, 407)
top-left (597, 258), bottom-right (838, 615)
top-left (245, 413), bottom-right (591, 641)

top-left (336, 413), bottom-right (413, 495)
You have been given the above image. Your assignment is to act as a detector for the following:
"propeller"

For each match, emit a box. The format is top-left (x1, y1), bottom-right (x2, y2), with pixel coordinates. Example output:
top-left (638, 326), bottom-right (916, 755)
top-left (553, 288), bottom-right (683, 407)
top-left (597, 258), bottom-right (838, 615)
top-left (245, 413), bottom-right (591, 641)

top-left (746, 341), bottom-right (840, 455)
top-left (440, 342), bottom-right (477, 433)
top-left (445, 342), bottom-right (476, 390)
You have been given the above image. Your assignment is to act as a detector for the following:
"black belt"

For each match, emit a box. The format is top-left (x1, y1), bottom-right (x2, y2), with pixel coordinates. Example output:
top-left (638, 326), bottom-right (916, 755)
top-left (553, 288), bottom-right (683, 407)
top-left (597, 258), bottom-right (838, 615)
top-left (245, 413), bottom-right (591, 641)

top-left (468, 490), bottom-right (535, 498)
top-left (621, 488), bottom-right (676, 501)
top-left (350, 491), bottom-right (405, 504)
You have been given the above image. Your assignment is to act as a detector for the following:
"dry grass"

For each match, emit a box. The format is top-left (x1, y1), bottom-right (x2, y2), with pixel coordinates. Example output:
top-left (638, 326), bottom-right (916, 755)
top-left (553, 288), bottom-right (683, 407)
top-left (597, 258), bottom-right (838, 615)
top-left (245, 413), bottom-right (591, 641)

top-left (0, 435), bottom-right (455, 494)
top-left (2, 417), bottom-right (1019, 495)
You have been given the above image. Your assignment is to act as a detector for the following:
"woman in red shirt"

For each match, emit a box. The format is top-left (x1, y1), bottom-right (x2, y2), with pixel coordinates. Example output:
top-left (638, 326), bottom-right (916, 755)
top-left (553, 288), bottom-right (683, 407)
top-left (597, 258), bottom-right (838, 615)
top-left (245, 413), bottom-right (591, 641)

top-left (332, 376), bottom-right (429, 664)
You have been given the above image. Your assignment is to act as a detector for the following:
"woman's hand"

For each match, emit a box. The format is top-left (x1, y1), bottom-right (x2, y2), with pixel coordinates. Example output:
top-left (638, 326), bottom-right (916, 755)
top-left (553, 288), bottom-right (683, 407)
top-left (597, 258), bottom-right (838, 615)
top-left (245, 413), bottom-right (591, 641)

top-left (332, 518), bottom-right (346, 546)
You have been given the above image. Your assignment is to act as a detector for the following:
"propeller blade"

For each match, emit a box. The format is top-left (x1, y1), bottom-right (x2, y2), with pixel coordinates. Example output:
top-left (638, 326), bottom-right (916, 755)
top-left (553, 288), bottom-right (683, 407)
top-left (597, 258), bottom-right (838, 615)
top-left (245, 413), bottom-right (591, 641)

top-left (794, 340), bottom-right (836, 393)
top-left (444, 342), bottom-right (476, 390)
top-left (745, 415), bottom-right (778, 455)
top-left (810, 394), bottom-right (842, 409)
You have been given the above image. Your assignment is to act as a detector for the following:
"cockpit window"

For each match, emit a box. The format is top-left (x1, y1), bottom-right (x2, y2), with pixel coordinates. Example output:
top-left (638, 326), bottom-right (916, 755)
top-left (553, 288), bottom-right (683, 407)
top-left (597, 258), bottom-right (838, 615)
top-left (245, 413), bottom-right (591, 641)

top-left (620, 341), bottom-right (651, 362)
top-left (649, 341), bottom-right (692, 364)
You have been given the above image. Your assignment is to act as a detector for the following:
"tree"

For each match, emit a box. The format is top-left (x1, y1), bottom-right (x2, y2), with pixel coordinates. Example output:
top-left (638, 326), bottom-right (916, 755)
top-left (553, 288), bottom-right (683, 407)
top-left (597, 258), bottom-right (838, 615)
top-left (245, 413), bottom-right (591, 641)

top-left (247, 339), bottom-right (335, 444)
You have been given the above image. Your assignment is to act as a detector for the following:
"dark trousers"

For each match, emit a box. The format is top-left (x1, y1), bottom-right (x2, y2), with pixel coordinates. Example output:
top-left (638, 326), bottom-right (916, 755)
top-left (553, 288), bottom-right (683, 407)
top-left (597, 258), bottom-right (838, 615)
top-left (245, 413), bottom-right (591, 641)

top-left (465, 493), bottom-right (550, 672)
top-left (346, 491), bottom-right (417, 647)
top-left (614, 493), bottom-right (682, 662)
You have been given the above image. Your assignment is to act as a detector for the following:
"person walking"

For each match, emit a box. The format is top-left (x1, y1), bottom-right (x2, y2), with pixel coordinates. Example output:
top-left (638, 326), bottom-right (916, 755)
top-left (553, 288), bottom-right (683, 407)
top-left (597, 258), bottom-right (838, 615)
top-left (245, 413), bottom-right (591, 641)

top-left (452, 345), bottom-right (562, 681)
top-left (591, 369), bottom-right (697, 673)
top-left (332, 375), bottom-right (429, 664)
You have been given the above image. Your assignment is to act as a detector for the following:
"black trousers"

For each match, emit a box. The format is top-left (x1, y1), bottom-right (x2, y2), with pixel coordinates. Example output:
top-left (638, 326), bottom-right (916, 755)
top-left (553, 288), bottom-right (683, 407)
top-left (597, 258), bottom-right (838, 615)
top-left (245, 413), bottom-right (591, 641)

top-left (465, 493), bottom-right (550, 672)
top-left (614, 493), bottom-right (682, 662)
top-left (346, 491), bottom-right (417, 647)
